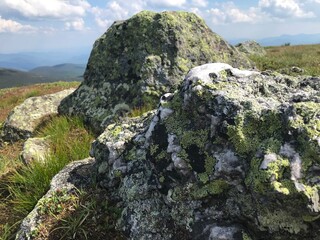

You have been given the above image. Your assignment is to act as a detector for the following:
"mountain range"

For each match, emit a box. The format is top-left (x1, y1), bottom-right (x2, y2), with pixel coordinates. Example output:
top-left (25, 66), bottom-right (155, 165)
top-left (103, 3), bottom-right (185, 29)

top-left (0, 63), bottom-right (85, 89)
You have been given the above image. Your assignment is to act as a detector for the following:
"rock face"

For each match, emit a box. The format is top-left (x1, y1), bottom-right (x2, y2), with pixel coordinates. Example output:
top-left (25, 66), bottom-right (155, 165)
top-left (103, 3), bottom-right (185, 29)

top-left (58, 11), bottom-right (253, 134)
top-left (235, 40), bottom-right (266, 56)
top-left (92, 63), bottom-right (320, 239)
top-left (1, 89), bottom-right (75, 142)
top-left (21, 137), bottom-right (50, 165)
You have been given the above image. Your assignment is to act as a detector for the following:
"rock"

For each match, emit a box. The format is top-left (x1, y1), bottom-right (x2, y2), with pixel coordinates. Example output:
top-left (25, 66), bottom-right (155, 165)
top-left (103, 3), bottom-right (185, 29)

top-left (21, 137), bottom-right (50, 165)
top-left (1, 89), bottom-right (75, 142)
top-left (16, 158), bottom-right (95, 240)
top-left (235, 40), bottom-right (266, 56)
top-left (58, 11), bottom-right (253, 134)
top-left (91, 63), bottom-right (320, 239)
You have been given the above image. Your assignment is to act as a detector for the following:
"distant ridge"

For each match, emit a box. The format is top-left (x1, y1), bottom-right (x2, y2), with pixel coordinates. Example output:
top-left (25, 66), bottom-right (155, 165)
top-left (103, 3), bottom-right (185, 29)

top-left (29, 63), bottom-right (85, 80)
top-left (0, 63), bottom-right (85, 89)
top-left (0, 49), bottom-right (90, 71)
top-left (229, 33), bottom-right (320, 46)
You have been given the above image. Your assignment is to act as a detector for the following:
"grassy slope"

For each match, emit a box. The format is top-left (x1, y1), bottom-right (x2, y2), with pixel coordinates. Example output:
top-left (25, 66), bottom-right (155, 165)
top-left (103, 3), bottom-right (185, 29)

top-left (0, 82), bottom-right (123, 240)
top-left (0, 82), bottom-right (83, 239)
top-left (249, 44), bottom-right (320, 76)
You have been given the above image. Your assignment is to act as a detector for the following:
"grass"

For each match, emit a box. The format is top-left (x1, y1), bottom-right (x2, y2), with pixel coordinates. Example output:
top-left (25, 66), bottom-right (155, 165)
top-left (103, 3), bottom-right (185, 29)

top-left (0, 82), bottom-right (93, 239)
top-left (249, 44), bottom-right (320, 76)
top-left (128, 103), bottom-right (155, 118)
top-left (0, 115), bottom-right (94, 239)
top-left (8, 116), bottom-right (95, 215)
top-left (43, 188), bottom-right (125, 240)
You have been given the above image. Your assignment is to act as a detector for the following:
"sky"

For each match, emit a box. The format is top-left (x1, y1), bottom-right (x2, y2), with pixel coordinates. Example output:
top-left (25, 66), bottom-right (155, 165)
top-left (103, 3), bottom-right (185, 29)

top-left (0, 0), bottom-right (319, 53)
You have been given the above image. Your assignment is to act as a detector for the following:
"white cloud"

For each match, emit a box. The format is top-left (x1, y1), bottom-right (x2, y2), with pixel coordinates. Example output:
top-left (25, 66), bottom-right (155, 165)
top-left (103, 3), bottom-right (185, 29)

top-left (65, 18), bottom-right (85, 31)
top-left (259, 0), bottom-right (315, 18)
top-left (148, 0), bottom-right (186, 8)
top-left (208, 3), bottom-right (259, 24)
top-left (1, 0), bottom-right (91, 20)
top-left (0, 16), bottom-right (35, 32)
top-left (92, 0), bottom-right (145, 29)
top-left (191, 0), bottom-right (208, 8)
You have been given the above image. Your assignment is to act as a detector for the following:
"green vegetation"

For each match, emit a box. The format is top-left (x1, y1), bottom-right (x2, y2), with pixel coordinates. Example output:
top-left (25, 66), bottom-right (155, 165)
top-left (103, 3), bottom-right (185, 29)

top-left (0, 82), bottom-right (93, 239)
top-left (0, 115), bottom-right (94, 239)
top-left (8, 116), bottom-right (94, 215)
top-left (250, 44), bottom-right (320, 76)
top-left (45, 188), bottom-right (125, 240)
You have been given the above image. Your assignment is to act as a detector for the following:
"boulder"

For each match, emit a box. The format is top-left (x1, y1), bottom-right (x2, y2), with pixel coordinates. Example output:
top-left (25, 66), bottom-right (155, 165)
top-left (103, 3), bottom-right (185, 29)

top-left (1, 89), bottom-right (75, 142)
top-left (16, 158), bottom-right (95, 240)
top-left (235, 40), bottom-right (266, 56)
top-left (58, 11), bottom-right (253, 134)
top-left (91, 63), bottom-right (320, 239)
top-left (21, 137), bottom-right (50, 165)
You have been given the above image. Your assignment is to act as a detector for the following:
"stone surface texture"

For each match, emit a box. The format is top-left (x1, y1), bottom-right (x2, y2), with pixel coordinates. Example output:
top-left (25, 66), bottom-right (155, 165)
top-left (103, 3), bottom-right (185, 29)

top-left (235, 40), bottom-right (266, 56)
top-left (1, 88), bottom-right (75, 142)
top-left (91, 63), bottom-right (320, 240)
top-left (58, 11), bottom-right (253, 134)
top-left (21, 137), bottom-right (50, 165)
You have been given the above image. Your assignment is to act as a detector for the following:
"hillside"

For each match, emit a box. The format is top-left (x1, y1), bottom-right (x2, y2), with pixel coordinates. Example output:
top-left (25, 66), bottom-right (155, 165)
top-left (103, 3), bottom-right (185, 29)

top-left (29, 63), bottom-right (85, 80)
top-left (0, 68), bottom-right (51, 89)
top-left (0, 50), bottom-right (90, 71)
top-left (0, 64), bottom-right (85, 89)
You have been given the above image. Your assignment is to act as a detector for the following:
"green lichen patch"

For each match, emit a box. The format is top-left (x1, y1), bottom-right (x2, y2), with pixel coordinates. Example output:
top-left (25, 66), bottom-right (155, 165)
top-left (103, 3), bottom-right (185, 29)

top-left (191, 179), bottom-right (230, 199)
top-left (228, 110), bottom-right (283, 156)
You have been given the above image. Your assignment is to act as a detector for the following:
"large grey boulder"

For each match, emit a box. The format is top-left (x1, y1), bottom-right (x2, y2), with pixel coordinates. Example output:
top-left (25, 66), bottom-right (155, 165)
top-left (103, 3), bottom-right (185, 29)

top-left (1, 88), bottom-right (75, 142)
top-left (58, 11), bottom-right (253, 134)
top-left (91, 63), bottom-right (320, 239)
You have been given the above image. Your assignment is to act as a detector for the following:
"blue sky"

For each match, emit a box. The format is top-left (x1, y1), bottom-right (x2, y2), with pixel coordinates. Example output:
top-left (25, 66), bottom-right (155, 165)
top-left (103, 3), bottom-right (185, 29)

top-left (0, 0), bottom-right (319, 53)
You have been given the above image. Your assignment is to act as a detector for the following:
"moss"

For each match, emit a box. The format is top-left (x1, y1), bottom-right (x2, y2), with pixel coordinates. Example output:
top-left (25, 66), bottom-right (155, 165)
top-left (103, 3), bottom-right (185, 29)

top-left (228, 110), bottom-right (283, 156)
top-left (109, 125), bottom-right (122, 138)
top-left (198, 173), bottom-right (209, 184)
top-left (266, 157), bottom-right (290, 180)
top-left (192, 180), bottom-right (229, 199)
top-left (180, 129), bottom-right (208, 150)
top-left (245, 158), bottom-right (269, 193)
top-left (271, 181), bottom-right (290, 195)
top-left (242, 231), bottom-right (252, 240)
top-left (155, 150), bottom-right (168, 162)
top-left (150, 144), bottom-right (159, 156)
top-left (289, 102), bottom-right (320, 168)
top-left (258, 209), bottom-right (308, 234)
top-left (245, 156), bottom-right (291, 194)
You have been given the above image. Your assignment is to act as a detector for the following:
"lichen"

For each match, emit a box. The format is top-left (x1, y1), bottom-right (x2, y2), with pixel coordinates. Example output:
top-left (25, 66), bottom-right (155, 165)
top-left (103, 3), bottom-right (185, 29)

top-left (258, 209), bottom-right (308, 234)
top-left (191, 179), bottom-right (229, 199)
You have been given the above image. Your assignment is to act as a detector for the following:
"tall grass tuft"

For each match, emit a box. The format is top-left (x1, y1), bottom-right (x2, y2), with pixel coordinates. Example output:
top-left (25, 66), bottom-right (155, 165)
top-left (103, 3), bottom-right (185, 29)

top-left (8, 116), bottom-right (94, 215)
